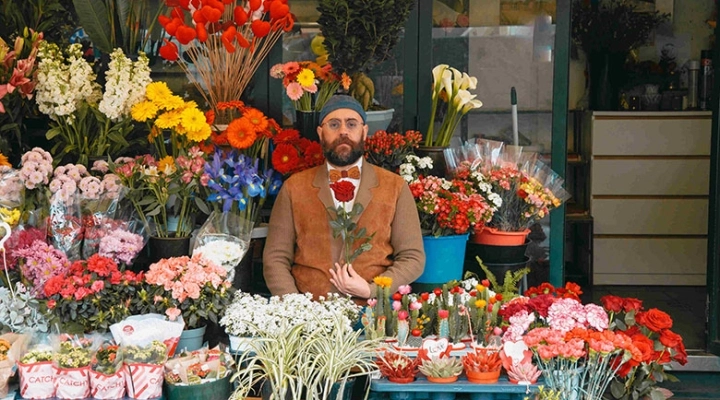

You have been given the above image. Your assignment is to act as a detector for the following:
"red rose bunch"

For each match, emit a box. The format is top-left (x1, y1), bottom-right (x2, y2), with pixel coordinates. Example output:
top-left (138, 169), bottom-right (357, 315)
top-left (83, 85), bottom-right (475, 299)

top-left (327, 180), bottom-right (374, 265)
top-left (599, 294), bottom-right (687, 400)
top-left (271, 128), bottom-right (324, 175)
top-left (44, 255), bottom-right (144, 333)
top-left (157, 0), bottom-right (294, 116)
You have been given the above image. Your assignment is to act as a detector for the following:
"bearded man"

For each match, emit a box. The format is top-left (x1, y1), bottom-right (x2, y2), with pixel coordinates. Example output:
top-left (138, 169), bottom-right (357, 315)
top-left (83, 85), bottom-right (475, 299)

top-left (263, 95), bottom-right (424, 300)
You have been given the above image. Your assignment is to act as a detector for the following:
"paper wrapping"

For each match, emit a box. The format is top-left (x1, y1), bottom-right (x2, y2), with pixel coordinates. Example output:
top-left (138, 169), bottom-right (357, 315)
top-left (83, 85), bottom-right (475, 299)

top-left (110, 314), bottom-right (184, 357)
top-left (124, 363), bottom-right (163, 399)
top-left (18, 361), bottom-right (55, 399)
top-left (53, 366), bottom-right (90, 400)
top-left (0, 333), bottom-right (28, 397)
top-left (90, 368), bottom-right (126, 399)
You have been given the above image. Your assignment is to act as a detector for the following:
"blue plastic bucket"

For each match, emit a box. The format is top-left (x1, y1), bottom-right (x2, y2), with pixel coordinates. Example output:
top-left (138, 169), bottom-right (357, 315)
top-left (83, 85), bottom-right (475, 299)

top-left (416, 234), bottom-right (469, 283)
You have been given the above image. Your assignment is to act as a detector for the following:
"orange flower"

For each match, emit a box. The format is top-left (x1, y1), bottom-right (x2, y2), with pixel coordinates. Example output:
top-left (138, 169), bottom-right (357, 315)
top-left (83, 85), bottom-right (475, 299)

top-left (226, 118), bottom-right (258, 149)
top-left (271, 143), bottom-right (301, 175)
top-left (0, 153), bottom-right (9, 168)
top-left (243, 107), bottom-right (269, 132)
top-left (341, 72), bottom-right (352, 91)
top-left (217, 100), bottom-right (245, 111)
top-left (273, 128), bottom-right (300, 144)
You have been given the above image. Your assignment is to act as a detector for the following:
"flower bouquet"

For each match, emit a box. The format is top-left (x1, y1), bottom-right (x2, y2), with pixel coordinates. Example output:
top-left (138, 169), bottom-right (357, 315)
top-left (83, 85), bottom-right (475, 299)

top-left (157, 0), bottom-right (293, 116)
top-left (90, 342), bottom-right (126, 400)
top-left (43, 254), bottom-right (143, 333)
top-left (17, 147), bottom-right (53, 219)
top-left (144, 254), bottom-right (233, 330)
top-left (18, 340), bottom-right (56, 400)
top-left (270, 128), bottom-right (325, 176)
top-left (121, 340), bottom-right (168, 400)
top-left (364, 130), bottom-right (423, 173)
top-left (0, 333), bottom-right (28, 398)
top-left (52, 334), bottom-right (98, 400)
top-left (36, 44), bottom-right (151, 166)
top-left (192, 211), bottom-right (253, 283)
top-left (163, 346), bottom-right (234, 400)
top-left (270, 61), bottom-right (345, 112)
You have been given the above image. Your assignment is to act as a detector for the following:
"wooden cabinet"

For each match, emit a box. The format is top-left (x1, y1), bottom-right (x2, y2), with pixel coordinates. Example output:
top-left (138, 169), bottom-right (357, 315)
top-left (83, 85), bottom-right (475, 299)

top-left (589, 111), bottom-right (712, 286)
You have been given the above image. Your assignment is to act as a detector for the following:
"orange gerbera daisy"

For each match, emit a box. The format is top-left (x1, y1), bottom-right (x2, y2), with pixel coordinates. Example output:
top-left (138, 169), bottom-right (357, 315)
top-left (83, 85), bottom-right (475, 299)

top-left (273, 128), bottom-right (300, 144)
top-left (217, 100), bottom-right (245, 111)
top-left (243, 107), bottom-right (269, 133)
top-left (226, 118), bottom-right (258, 149)
top-left (271, 143), bottom-right (301, 175)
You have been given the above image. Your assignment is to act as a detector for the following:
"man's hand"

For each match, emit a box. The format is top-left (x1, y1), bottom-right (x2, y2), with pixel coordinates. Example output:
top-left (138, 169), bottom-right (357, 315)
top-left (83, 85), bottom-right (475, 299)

top-left (329, 262), bottom-right (372, 299)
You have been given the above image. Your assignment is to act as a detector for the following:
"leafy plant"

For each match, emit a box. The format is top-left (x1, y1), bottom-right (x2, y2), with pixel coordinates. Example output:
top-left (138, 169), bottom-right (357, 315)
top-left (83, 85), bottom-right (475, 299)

top-left (0, 0), bottom-right (77, 45)
top-left (477, 256), bottom-right (530, 300)
top-left (376, 351), bottom-right (420, 381)
top-left (462, 348), bottom-right (502, 373)
top-left (418, 356), bottom-right (463, 379)
top-left (316, 0), bottom-right (415, 110)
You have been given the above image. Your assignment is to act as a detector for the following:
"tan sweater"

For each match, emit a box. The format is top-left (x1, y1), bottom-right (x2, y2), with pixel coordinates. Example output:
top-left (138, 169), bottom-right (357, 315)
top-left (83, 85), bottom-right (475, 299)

top-left (262, 163), bottom-right (425, 299)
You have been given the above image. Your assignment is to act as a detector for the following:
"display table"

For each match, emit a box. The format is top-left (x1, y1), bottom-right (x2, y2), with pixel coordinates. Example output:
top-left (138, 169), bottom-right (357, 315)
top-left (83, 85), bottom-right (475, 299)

top-left (369, 376), bottom-right (540, 400)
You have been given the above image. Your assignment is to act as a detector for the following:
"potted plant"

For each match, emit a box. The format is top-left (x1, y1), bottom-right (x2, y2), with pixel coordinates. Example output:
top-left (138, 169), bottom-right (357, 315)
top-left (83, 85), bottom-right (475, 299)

top-left (461, 348), bottom-right (503, 384)
top-left (376, 351), bottom-right (420, 384)
top-left (317, 0), bottom-right (415, 133)
top-left (418, 356), bottom-right (463, 384)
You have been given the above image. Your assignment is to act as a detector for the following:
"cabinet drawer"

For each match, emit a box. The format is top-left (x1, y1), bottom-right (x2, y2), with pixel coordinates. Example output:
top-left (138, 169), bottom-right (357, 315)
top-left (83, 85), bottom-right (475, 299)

top-left (592, 199), bottom-right (708, 235)
top-left (591, 159), bottom-right (710, 195)
top-left (592, 118), bottom-right (711, 156)
top-left (594, 237), bottom-right (707, 274)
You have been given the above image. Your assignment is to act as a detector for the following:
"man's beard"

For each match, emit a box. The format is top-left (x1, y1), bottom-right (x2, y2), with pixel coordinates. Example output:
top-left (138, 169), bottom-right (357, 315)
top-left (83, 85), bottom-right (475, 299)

top-left (323, 136), bottom-right (365, 167)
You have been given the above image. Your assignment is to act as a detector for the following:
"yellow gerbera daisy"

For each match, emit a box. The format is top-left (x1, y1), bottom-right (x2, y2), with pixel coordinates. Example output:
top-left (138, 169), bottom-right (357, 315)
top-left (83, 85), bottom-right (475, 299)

top-left (181, 107), bottom-right (209, 133)
top-left (156, 95), bottom-right (185, 111)
top-left (157, 156), bottom-right (176, 175)
top-left (145, 82), bottom-right (173, 103)
top-left (131, 100), bottom-right (158, 122)
top-left (155, 110), bottom-right (182, 130)
top-left (296, 68), bottom-right (315, 87)
top-left (185, 124), bottom-right (211, 142)
top-left (373, 276), bottom-right (393, 288)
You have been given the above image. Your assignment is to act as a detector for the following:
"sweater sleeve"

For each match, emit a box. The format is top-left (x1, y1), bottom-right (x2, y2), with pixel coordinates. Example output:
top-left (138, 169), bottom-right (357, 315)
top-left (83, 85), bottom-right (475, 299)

top-left (367, 182), bottom-right (425, 295)
top-left (262, 184), bottom-right (301, 296)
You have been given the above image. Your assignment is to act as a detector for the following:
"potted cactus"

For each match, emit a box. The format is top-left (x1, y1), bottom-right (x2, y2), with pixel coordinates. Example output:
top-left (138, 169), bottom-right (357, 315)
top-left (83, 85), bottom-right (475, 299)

top-left (376, 351), bottom-right (420, 384)
top-left (419, 357), bottom-right (464, 384)
top-left (461, 348), bottom-right (503, 384)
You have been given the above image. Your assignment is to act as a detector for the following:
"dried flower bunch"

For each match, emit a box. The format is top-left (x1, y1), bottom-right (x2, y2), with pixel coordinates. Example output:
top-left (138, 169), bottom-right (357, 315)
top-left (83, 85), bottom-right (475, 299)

top-left (571, 0), bottom-right (670, 54)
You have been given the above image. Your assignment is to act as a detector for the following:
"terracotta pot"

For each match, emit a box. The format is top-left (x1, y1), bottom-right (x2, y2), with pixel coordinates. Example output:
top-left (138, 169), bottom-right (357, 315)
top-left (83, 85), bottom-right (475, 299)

top-left (426, 375), bottom-right (458, 384)
top-left (470, 227), bottom-right (530, 246)
top-left (387, 376), bottom-right (415, 384)
top-left (465, 369), bottom-right (501, 384)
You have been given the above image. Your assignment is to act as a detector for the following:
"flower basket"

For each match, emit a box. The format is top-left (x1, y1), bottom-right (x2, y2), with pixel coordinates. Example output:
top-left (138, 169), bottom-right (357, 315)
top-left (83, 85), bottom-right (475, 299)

top-left (53, 366), bottom-right (90, 400)
top-left (18, 361), bottom-right (55, 399)
top-left (164, 374), bottom-right (233, 400)
top-left (89, 369), bottom-right (126, 400)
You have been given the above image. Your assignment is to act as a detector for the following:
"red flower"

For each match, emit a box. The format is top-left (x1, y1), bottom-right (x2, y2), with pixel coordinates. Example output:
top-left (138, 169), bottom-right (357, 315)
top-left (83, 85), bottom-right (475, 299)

top-left (631, 334), bottom-right (656, 363)
top-left (623, 297), bottom-right (644, 313)
top-left (433, 288), bottom-right (442, 296)
top-left (43, 276), bottom-right (65, 297)
top-left (659, 329), bottom-right (683, 349)
top-left (47, 299), bottom-right (56, 309)
top-left (329, 180), bottom-right (355, 203)
top-left (600, 295), bottom-right (624, 313)
top-left (86, 254), bottom-right (118, 277)
top-left (438, 309), bottom-right (449, 319)
top-left (392, 292), bottom-right (402, 301)
top-left (420, 292), bottom-right (430, 301)
top-left (636, 308), bottom-right (673, 332)
top-left (272, 143), bottom-right (301, 175)
top-left (527, 294), bottom-right (555, 318)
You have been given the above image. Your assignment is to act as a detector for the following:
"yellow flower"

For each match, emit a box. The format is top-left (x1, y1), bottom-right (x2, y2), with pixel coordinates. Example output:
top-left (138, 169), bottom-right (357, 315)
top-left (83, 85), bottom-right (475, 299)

top-left (157, 156), bottom-right (176, 175)
top-left (296, 68), bottom-right (315, 87)
top-left (475, 299), bottom-right (487, 309)
top-left (145, 82), bottom-right (173, 103)
top-left (373, 276), bottom-right (392, 288)
top-left (180, 107), bottom-right (209, 133)
top-left (185, 124), bottom-right (211, 142)
top-left (131, 100), bottom-right (159, 122)
top-left (0, 207), bottom-right (20, 226)
top-left (475, 284), bottom-right (486, 293)
top-left (156, 95), bottom-right (185, 111)
top-left (155, 110), bottom-right (182, 130)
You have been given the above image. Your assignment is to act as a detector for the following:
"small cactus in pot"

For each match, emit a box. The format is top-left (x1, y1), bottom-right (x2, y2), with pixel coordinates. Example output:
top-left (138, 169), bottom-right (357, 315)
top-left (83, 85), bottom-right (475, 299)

top-left (419, 357), bottom-right (463, 383)
top-left (376, 351), bottom-right (420, 384)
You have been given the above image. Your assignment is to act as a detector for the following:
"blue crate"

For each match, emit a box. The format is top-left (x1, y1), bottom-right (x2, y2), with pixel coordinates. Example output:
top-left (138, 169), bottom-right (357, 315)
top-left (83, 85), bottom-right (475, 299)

top-left (369, 376), bottom-right (539, 400)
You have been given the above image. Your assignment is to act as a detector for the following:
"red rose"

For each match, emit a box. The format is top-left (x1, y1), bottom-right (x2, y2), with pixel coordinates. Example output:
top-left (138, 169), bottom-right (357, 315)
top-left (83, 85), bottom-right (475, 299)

top-left (655, 350), bottom-right (672, 364)
top-left (636, 308), bottom-right (673, 332)
top-left (631, 334), bottom-right (656, 363)
top-left (659, 329), bottom-right (683, 348)
top-left (600, 295), bottom-right (624, 313)
top-left (672, 340), bottom-right (688, 365)
top-left (623, 297), bottom-right (643, 313)
top-left (329, 180), bottom-right (355, 203)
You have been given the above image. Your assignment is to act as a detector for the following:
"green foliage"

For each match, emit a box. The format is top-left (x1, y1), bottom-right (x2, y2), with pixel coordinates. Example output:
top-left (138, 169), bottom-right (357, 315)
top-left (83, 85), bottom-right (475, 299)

top-left (0, 0), bottom-right (76, 45)
top-left (477, 256), bottom-right (530, 299)
top-left (327, 202), bottom-right (375, 264)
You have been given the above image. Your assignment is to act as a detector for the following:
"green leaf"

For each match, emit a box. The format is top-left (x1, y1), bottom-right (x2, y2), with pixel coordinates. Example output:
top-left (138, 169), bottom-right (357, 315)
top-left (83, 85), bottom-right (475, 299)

top-left (73, 0), bottom-right (113, 54)
top-left (194, 197), bottom-right (210, 215)
top-left (649, 389), bottom-right (665, 400)
top-left (145, 205), bottom-right (162, 216)
top-left (115, 0), bottom-right (131, 51)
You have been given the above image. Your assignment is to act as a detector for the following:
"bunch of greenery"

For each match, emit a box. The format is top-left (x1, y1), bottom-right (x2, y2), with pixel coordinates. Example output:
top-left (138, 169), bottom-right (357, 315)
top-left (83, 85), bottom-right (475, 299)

top-left (571, 0), bottom-right (670, 54)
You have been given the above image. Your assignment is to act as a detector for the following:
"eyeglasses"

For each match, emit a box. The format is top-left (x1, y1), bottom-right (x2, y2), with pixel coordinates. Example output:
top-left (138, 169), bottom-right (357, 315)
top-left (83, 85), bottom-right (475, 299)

top-left (321, 118), bottom-right (364, 132)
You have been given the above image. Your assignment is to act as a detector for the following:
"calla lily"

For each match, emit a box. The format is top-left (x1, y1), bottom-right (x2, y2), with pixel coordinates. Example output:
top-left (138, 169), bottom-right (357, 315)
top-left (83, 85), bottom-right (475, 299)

top-left (462, 99), bottom-right (483, 113)
top-left (441, 69), bottom-right (454, 102)
top-left (431, 64), bottom-right (449, 100)
top-left (452, 89), bottom-right (475, 111)
top-left (450, 67), bottom-right (463, 92)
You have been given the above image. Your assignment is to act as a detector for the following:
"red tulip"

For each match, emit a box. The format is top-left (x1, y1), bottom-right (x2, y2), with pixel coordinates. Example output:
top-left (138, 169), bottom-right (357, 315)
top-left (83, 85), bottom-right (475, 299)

top-left (159, 39), bottom-right (179, 61)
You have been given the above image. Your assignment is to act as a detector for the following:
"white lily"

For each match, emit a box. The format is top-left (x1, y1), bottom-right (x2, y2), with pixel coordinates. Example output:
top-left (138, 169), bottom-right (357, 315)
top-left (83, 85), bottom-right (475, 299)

top-left (441, 68), bottom-right (454, 102)
top-left (462, 98), bottom-right (483, 113)
top-left (460, 72), bottom-right (478, 91)
top-left (432, 64), bottom-right (449, 87)
top-left (450, 67), bottom-right (463, 93)
top-left (452, 89), bottom-right (475, 111)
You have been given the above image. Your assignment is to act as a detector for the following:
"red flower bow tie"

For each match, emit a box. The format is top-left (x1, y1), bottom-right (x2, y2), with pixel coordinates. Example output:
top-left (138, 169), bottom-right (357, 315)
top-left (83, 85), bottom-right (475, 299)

top-left (329, 166), bottom-right (360, 182)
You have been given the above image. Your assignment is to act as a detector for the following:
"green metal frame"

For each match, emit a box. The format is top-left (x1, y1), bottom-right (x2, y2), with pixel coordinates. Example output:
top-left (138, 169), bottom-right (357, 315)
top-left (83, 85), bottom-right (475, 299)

top-left (706, 20), bottom-right (720, 355)
top-left (549, 0), bottom-right (570, 287)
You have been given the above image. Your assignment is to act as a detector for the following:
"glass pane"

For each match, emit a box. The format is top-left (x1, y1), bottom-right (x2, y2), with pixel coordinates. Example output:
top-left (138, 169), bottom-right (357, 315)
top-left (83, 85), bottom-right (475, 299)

top-left (431, 0), bottom-right (558, 278)
top-left (278, 1), bottom-right (405, 131)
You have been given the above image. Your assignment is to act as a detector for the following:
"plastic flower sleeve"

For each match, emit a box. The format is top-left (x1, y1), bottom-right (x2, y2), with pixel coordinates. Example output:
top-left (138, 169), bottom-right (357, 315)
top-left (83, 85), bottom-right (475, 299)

top-left (0, 167), bottom-right (24, 227)
top-left (51, 333), bottom-right (101, 400)
top-left (0, 332), bottom-right (29, 397)
top-left (80, 181), bottom-right (128, 259)
top-left (48, 189), bottom-right (83, 261)
top-left (17, 333), bottom-right (56, 399)
top-left (90, 340), bottom-right (126, 400)
top-left (191, 211), bottom-right (252, 283)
